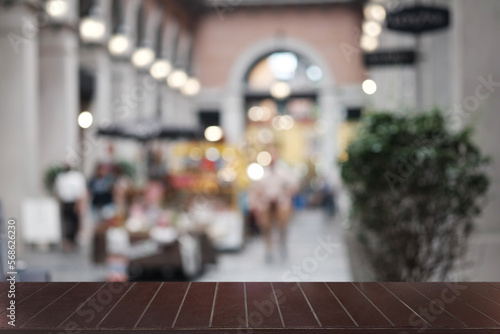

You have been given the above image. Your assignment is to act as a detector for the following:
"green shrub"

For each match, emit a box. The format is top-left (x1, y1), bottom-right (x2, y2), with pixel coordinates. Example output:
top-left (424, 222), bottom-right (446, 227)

top-left (341, 111), bottom-right (490, 281)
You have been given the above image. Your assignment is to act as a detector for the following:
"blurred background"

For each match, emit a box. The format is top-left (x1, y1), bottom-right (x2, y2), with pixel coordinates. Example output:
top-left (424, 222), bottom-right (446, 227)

top-left (0, 0), bottom-right (499, 282)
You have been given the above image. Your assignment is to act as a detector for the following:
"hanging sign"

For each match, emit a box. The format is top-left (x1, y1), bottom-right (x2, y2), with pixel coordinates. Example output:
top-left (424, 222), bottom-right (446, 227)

top-left (386, 5), bottom-right (450, 34)
top-left (364, 50), bottom-right (417, 67)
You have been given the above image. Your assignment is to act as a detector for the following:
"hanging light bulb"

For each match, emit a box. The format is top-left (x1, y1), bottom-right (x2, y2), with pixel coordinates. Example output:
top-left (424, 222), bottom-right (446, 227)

top-left (131, 47), bottom-right (155, 69)
top-left (363, 20), bottom-right (383, 38)
top-left (108, 34), bottom-right (130, 57)
top-left (45, 0), bottom-right (69, 21)
top-left (181, 77), bottom-right (201, 96)
top-left (167, 69), bottom-right (188, 89)
top-left (362, 79), bottom-right (377, 95)
top-left (360, 35), bottom-right (379, 52)
top-left (80, 15), bottom-right (106, 44)
top-left (204, 126), bottom-right (223, 142)
top-left (364, 3), bottom-right (387, 22)
top-left (78, 111), bottom-right (93, 129)
top-left (150, 59), bottom-right (172, 80)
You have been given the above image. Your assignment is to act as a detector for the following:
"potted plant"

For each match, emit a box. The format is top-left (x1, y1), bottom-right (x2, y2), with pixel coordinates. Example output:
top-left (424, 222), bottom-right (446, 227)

top-left (341, 111), bottom-right (490, 281)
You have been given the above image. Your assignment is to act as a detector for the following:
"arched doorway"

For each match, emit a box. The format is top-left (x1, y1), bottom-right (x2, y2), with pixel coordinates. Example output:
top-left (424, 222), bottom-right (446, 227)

top-left (222, 37), bottom-right (343, 180)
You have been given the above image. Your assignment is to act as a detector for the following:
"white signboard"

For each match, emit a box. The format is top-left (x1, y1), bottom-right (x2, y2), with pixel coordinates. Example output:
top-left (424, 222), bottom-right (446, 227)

top-left (21, 198), bottom-right (61, 244)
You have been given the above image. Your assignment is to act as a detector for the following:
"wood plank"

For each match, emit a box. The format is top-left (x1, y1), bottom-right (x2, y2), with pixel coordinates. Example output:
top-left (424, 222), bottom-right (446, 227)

top-left (136, 282), bottom-right (189, 329)
top-left (464, 283), bottom-right (500, 305)
top-left (435, 283), bottom-right (500, 323)
top-left (0, 284), bottom-right (9, 294)
top-left (300, 282), bottom-right (356, 327)
top-left (245, 282), bottom-right (283, 328)
top-left (381, 282), bottom-right (465, 328)
top-left (97, 282), bottom-right (162, 329)
top-left (210, 282), bottom-right (246, 328)
top-left (326, 282), bottom-right (392, 327)
top-left (272, 282), bottom-right (320, 328)
top-left (0, 282), bottom-right (499, 333)
top-left (0, 283), bottom-right (48, 315)
top-left (14, 283), bottom-right (78, 327)
top-left (60, 282), bottom-right (133, 328)
top-left (173, 282), bottom-right (216, 328)
top-left (21, 283), bottom-right (105, 328)
top-left (412, 283), bottom-right (500, 327)
top-left (354, 282), bottom-right (429, 328)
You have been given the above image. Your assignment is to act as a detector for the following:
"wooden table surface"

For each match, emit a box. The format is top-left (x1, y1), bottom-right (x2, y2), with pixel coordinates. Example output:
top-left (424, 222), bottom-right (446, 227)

top-left (1, 282), bottom-right (499, 333)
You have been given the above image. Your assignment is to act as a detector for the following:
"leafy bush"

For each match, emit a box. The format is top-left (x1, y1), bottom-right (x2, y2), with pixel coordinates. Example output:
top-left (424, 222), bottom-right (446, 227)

top-left (44, 164), bottom-right (66, 193)
top-left (341, 111), bottom-right (490, 281)
top-left (116, 160), bottom-right (136, 178)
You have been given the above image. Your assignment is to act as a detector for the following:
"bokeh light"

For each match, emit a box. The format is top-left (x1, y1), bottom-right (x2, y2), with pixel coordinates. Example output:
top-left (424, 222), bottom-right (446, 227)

top-left (270, 81), bottom-right (291, 100)
top-left (205, 147), bottom-right (220, 161)
top-left (108, 34), bottom-right (130, 57)
top-left (132, 47), bottom-right (155, 69)
top-left (77, 111), bottom-right (93, 129)
top-left (257, 151), bottom-right (272, 166)
top-left (247, 163), bottom-right (264, 181)
top-left (150, 59), bottom-right (172, 80)
top-left (362, 79), bottom-right (377, 95)
top-left (204, 126), bottom-right (224, 142)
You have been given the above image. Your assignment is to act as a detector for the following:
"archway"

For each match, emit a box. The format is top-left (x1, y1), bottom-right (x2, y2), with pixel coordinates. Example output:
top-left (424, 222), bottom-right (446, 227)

top-left (221, 36), bottom-right (343, 178)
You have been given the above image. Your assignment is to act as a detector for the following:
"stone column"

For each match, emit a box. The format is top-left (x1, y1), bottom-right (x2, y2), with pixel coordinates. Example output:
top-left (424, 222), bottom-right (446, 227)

top-left (111, 60), bottom-right (141, 163)
top-left (319, 89), bottom-right (342, 176)
top-left (221, 86), bottom-right (245, 145)
top-left (0, 2), bottom-right (40, 247)
top-left (79, 0), bottom-right (113, 176)
top-left (38, 3), bottom-right (79, 187)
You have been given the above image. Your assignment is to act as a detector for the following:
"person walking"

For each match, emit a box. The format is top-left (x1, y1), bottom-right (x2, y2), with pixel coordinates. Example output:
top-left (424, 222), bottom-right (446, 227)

top-left (249, 154), bottom-right (299, 262)
top-left (54, 164), bottom-right (87, 252)
top-left (88, 163), bottom-right (115, 224)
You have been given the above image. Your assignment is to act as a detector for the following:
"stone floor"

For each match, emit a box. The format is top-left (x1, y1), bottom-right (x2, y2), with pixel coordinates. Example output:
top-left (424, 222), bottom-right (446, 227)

top-left (18, 209), bottom-right (351, 282)
top-left (17, 208), bottom-right (500, 282)
top-left (196, 209), bottom-right (351, 282)
top-left (456, 232), bottom-right (500, 281)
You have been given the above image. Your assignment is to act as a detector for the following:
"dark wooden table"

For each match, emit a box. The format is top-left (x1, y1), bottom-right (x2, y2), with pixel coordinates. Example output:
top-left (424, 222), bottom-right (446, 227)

top-left (1, 282), bottom-right (499, 333)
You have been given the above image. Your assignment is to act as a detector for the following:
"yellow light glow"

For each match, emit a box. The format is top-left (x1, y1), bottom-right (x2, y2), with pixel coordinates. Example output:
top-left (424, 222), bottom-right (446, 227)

top-left (222, 147), bottom-right (236, 161)
top-left (270, 81), bottom-right (291, 99)
top-left (189, 147), bottom-right (203, 161)
top-left (248, 106), bottom-right (263, 122)
top-left (257, 151), bottom-right (272, 166)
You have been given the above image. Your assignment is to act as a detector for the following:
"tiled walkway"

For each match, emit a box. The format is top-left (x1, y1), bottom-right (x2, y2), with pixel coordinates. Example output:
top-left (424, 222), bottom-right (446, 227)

top-left (18, 209), bottom-right (500, 282)
top-left (19, 209), bottom-right (351, 282)
top-left (197, 209), bottom-right (352, 281)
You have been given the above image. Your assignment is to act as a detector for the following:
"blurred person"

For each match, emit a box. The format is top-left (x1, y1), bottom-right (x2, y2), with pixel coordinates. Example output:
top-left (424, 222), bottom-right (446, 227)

top-left (147, 146), bottom-right (167, 180)
top-left (88, 163), bottom-right (115, 224)
top-left (54, 164), bottom-right (87, 252)
top-left (249, 152), bottom-right (299, 262)
top-left (321, 176), bottom-right (336, 218)
top-left (112, 164), bottom-right (133, 218)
